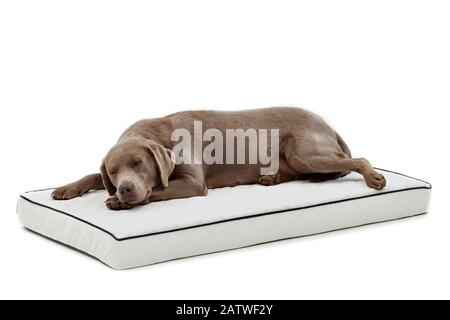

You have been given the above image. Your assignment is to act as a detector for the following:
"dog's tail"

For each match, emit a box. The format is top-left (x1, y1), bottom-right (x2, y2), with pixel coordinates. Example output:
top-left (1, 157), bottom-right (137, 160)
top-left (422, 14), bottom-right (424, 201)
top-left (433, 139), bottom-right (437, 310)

top-left (336, 133), bottom-right (352, 158)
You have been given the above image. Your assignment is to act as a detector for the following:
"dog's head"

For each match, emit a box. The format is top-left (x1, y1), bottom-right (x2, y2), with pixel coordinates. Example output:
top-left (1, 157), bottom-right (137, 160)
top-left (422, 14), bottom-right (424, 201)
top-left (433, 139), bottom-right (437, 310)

top-left (100, 137), bottom-right (175, 205)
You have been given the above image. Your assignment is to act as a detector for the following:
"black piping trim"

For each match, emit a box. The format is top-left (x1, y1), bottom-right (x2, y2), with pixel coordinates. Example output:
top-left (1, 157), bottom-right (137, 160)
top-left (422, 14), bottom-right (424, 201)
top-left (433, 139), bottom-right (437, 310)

top-left (19, 195), bottom-right (117, 241)
top-left (373, 167), bottom-right (432, 189)
top-left (25, 187), bottom-right (56, 193)
top-left (19, 168), bottom-right (432, 242)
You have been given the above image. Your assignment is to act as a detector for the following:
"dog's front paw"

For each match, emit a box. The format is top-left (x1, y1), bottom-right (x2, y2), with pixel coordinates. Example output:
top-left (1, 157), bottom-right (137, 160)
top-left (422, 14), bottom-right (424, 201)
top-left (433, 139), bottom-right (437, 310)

top-left (105, 195), bottom-right (133, 210)
top-left (258, 174), bottom-right (280, 186)
top-left (52, 183), bottom-right (87, 200)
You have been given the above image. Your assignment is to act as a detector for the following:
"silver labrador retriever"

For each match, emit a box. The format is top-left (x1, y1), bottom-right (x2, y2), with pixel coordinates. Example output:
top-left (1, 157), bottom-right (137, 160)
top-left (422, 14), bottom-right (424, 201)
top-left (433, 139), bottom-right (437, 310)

top-left (52, 107), bottom-right (386, 210)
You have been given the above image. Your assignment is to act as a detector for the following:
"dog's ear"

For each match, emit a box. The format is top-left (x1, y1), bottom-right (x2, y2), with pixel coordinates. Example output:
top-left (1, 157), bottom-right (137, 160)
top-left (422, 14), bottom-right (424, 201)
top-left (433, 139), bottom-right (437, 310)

top-left (100, 162), bottom-right (117, 196)
top-left (148, 144), bottom-right (175, 188)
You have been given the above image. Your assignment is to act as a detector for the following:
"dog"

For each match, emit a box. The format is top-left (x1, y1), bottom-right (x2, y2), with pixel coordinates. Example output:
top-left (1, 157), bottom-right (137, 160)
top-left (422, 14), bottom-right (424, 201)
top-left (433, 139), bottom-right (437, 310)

top-left (52, 107), bottom-right (386, 210)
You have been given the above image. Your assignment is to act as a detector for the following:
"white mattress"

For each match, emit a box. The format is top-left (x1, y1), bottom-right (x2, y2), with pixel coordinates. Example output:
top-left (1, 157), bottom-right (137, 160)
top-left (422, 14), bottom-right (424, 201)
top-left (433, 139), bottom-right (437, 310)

top-left (17, 169), bottom-right (431, 270)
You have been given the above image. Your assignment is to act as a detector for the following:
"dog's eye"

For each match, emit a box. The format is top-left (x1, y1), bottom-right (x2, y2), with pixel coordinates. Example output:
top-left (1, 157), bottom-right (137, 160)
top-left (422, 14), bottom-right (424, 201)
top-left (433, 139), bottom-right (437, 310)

top-left (109, 170), bottom-right (117, 176)
top-left (132, 160), bottom-right (142, 168)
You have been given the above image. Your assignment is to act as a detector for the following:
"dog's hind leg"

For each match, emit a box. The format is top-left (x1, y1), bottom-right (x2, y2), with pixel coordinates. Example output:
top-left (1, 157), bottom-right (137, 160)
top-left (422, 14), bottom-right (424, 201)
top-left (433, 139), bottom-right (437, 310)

top-left (284, 134), bottom-right (386, 190)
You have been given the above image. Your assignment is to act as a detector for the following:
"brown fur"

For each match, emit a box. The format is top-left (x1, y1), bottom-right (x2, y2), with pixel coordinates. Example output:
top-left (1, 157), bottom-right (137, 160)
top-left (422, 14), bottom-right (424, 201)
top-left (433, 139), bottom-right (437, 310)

top-left (52, 107), bottom-right (386, 210)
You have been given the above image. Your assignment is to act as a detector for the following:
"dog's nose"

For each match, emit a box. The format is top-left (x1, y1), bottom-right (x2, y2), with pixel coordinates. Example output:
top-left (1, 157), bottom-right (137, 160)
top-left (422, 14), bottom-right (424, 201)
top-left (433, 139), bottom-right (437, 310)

top-left (119, 183), bottom-right (135, 196)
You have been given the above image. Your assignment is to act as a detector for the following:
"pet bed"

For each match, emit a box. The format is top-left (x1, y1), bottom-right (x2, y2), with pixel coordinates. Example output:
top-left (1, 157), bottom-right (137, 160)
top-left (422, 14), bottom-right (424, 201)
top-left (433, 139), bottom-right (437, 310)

top-left (17, 169), bottom-right (431, 270)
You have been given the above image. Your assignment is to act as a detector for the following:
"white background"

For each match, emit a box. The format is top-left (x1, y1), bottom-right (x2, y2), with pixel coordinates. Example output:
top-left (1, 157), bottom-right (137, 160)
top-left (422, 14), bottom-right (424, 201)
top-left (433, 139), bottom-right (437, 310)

top-left (0, 0), bottom-right (449, 299)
